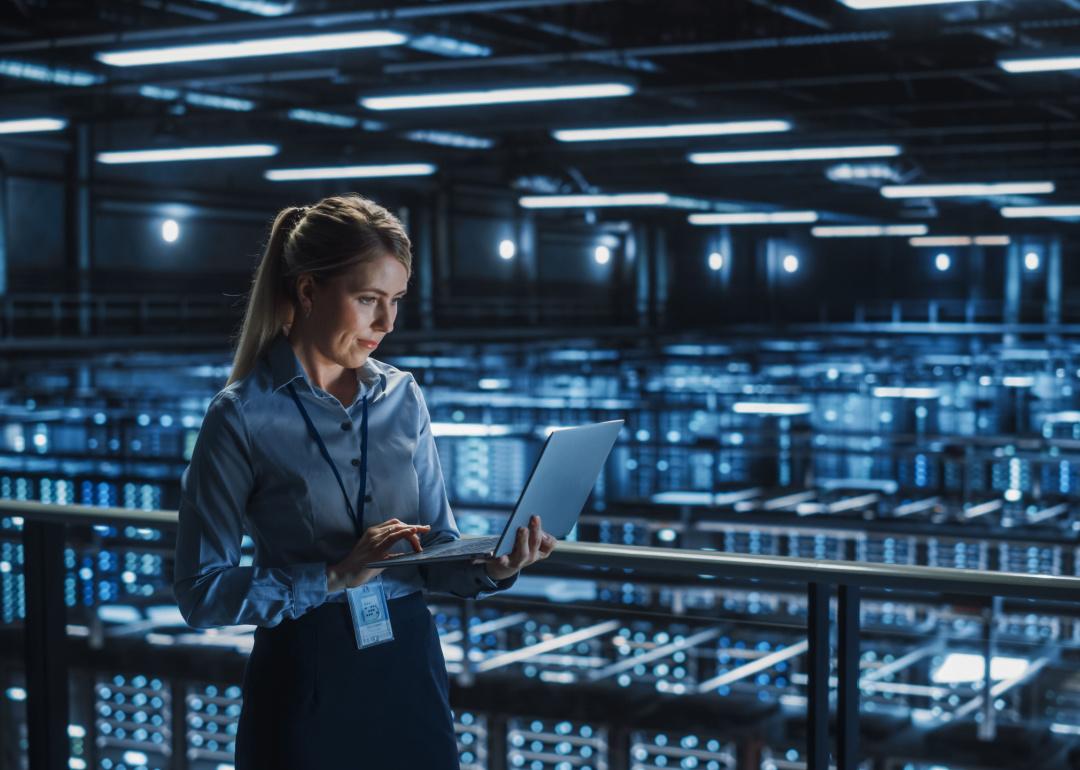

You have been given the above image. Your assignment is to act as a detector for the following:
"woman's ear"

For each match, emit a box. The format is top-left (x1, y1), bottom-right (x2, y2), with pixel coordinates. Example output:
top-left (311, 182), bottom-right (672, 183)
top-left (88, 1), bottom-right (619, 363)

top-left (295, 273), bottom-right (315, 316)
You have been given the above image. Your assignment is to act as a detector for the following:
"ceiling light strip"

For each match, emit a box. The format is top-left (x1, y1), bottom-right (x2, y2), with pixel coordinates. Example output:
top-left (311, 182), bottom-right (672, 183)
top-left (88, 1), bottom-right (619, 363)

top-left (689, 145), bottom-right (900, 165)
top-left (96, 144), bottom-right (279, 163)
top-left (361, 82), bottom-right (634, 111)
top-left (97, 30), bottom-right (406, 67)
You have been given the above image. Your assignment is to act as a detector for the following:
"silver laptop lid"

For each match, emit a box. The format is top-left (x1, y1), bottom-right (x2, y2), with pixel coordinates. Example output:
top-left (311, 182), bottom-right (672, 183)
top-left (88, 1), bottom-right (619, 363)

top-left (492, 419), bottom-right (623, 557)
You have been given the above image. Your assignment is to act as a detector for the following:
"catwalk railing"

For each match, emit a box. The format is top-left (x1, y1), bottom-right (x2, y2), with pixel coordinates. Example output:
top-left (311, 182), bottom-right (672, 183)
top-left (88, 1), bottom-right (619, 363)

top-left (6, 499), bottom-right (1080, 770)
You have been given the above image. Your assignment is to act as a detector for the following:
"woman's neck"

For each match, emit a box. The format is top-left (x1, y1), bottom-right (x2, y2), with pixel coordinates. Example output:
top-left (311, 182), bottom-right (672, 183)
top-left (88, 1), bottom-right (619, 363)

top-left (287, 331), bottom-right (352, 395)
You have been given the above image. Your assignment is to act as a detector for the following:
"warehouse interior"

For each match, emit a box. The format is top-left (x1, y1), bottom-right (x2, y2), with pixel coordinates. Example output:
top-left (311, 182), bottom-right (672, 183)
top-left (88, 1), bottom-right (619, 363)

top-left (2, 0), bottom-right (1080, 768)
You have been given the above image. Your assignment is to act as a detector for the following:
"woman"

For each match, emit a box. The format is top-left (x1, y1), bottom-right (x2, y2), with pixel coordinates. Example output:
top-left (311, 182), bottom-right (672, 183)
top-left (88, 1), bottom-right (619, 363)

top-left (173, 194), bottom-right (555, 768)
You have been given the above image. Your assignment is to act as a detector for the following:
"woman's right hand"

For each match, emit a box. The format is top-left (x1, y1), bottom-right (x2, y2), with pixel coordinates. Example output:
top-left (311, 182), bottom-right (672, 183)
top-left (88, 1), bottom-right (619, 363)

top-left (325, 518), bottom-right (430, 592)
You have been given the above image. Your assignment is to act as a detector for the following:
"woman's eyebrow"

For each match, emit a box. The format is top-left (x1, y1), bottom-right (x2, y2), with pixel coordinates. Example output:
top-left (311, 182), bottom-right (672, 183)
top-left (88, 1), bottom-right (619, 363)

top-left (353, 287), bottom-right (408, 296)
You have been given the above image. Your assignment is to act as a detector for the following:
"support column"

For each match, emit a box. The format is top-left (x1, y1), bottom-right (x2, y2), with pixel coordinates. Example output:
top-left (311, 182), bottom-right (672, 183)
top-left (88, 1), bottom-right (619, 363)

top-left (0, 158), bottom-right (8, 297)
top-left (412, 197), bottom-right (435, 331)
top-left (967, 245), bottom-right (984, 322)
top-left (807, 582), bottom-right (831, 770)
top-left (23, 520), bottom-right (70, 770)
top-left (1003, 241), bottom-right (1021, 346)
top-left (517, 210), bottom-right (538, 325)
top-left (1047, 237), bottom-right (1062, 342)
top-left (978, 597), bottom-right (1002, 741)
top-left (633, 224), bottom-right (651, 329)
top-left (67, 123), bottom-right (92, 336)
top-left (434, 189), bottom-right (451, 326)
top-left (654, 225), bottom-right (669, 329)
top-left (837, 585), bottom-right (861, 770)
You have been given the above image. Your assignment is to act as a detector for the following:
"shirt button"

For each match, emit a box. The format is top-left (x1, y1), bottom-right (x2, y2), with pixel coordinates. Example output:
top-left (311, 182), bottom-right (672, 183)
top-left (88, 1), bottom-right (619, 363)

top-left (351, 458), bottom-right (361, 467)
top-left (340, 420), bottom-right (352, 431)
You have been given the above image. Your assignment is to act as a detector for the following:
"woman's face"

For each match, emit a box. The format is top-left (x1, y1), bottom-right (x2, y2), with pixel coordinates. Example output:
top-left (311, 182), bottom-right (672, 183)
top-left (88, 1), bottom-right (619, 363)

top-left (299, 253), bottom-right (409, 368)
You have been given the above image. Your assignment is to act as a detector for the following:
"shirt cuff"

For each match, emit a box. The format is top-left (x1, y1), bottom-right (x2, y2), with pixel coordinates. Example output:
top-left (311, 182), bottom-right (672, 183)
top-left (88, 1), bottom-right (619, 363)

top-left (290, 562), bottom-right (329, 616)
top-left (475, 563), bottom-right (518, 593)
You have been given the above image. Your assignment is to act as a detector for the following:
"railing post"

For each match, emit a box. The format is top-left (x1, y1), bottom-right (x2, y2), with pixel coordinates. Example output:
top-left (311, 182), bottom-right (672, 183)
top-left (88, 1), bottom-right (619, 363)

top-left (837, 585), bottom-right (860, 770)
top-left (978, 596), bottom-right (1002, 741)
top-left (23, 519), bottom-right (69, 770)
top-left (807, 581), bottom-right (831, 770)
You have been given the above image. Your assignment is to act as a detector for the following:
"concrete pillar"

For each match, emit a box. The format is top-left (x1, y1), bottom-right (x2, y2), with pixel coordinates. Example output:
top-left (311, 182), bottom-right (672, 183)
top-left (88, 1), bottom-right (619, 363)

top-left (632, 223), bottom-right (650, 328)
top-left (433, 188), bottom-right (451, 323)
top-left (653, 225), bottom-right (669, 328)
top-left (1047, 237), bottom-right (1062, 339)
top-left (1003, 241), bottom-right (1021, 346)
top-left (517, 210), bottom-right (537, 324)
top-left (70, 123), bottom-right (92, 336)
top-left (0, 159), bottom-right (7, 297)
top-left (410, 198), bottom-right (434, 331)
top-left (968, 245), bottom-right (984, 321)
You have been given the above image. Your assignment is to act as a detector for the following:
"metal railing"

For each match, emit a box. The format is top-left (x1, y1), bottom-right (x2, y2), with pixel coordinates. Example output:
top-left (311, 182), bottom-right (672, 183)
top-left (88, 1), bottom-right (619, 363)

top-left (5, 498), bottom-right (1080, 770)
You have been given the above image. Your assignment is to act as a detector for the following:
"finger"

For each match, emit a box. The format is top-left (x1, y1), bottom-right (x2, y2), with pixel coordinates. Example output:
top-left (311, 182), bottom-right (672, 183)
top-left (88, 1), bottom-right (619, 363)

top-left (538, 533), bottom-right (556, 556)
top-left (377, 527), bottom-right (424, 552)
top-left (528, 515), bottom-right (542, 554)
top-left (407, 531), bottom-right (423, 552)
top-left (514, 525), bottom-right (528, 557)
top-left (373, 524), bottom-right (426, 549)
top-left (510, 526), bottom-right (532, 568)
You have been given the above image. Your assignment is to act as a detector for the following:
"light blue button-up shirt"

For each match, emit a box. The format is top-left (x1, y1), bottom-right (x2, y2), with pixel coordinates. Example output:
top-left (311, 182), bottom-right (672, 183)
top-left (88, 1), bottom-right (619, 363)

top-left (173, 332), bottom-right (515, 629)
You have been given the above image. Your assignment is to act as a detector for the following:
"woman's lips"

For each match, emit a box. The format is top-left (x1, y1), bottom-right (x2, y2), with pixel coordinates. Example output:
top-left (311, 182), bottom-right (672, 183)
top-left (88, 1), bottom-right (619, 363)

top-left (358, 338), bottom-right (379, 349)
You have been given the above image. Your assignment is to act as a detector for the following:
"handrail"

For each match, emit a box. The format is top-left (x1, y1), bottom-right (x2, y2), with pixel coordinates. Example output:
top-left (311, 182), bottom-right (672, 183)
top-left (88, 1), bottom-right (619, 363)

top-left (6, 498), bottom-right (1077, 770)
top-left (5, 500), bottom-right (1080, 600)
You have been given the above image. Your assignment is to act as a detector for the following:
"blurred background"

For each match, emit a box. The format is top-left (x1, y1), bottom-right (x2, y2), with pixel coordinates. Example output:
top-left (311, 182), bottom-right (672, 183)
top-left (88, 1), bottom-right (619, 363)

top-left (1, 1), bottom-right (1080, 769)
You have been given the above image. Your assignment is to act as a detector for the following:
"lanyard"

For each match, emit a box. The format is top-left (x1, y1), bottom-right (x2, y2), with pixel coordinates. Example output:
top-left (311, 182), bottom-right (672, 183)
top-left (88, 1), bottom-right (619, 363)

top-left (287, 383), bottom-right (368, 538)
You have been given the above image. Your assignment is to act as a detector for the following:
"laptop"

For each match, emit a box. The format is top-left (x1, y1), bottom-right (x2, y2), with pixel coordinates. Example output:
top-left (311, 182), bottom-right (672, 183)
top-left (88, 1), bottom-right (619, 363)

top-left (364, 419), bottom-right (623, 568)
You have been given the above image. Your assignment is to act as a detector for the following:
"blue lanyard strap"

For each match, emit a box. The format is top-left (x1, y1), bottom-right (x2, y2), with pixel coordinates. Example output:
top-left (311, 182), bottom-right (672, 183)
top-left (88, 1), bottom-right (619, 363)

top-left (287, 383), bottom-right (368, 538)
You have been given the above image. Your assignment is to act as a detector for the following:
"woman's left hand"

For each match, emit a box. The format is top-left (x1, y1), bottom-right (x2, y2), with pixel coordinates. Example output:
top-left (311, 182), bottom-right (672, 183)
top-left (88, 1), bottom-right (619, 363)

top-left (483, 514), bottom-right (556, 582)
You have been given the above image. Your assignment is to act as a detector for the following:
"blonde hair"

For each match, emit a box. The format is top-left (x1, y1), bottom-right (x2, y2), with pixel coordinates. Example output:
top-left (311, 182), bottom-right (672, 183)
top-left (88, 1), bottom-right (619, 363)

top-left (228, 194), bottom-right (412, 385)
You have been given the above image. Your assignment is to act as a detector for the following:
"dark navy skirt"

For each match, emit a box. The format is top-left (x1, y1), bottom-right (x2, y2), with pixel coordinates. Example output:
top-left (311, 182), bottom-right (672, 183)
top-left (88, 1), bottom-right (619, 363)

top-left (235, 591), bottom-right (459, 769)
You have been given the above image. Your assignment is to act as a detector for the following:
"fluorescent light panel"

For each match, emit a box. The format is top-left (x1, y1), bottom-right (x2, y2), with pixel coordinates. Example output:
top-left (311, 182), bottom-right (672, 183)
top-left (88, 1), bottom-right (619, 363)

top-left (1001, 205), bottom-right (1080, 219)
top-left (139, 85), bottom-right (256, 111)
top-left (97, 144), bottom-right (278, 164)
top-left (361, 82), bottom-right (633, 111)
top-left (553, 119), bottom-right (792, 142)
top-left (519, 193), bottom-right (672, 209)
top-left (97, 30), bottom-right (406, 67)
top-left (998, 53), bottom-right (1080, 74)
top-left (184, 92), bottom-right (255, 111)
top-left (881, 182), bottom-right (1054, 198)
top-left (872, 386), bottom-right (940, 399)
top-left (689, 145), bottom-right (900, 165)
top-left (193, 0), bottom-right (295, 15)
top-left (404, 129), bottom-right (494, 149)
top-left (812, 224), bottom-right (927, 237)
top-left (0, 59), bottom-right (102, 86)
top-left (689, 211), bottom-right (819, 225)
top-left (287, 108), bottom-right (359, 128)
top-left (0, 117), bottom-right (67, 134)
top-left (931, 653), bottom-right (1028, 685)
top-left (407, 35), bottom-right (491, 58)
top-left (732, 402), bottom-right (812, 415)
top-left (910, 235), bottom-right (1011, 247)
top-left (838, 0), bottom-right (987, 7)
top-left (264, 163), bottom-right (436, 181)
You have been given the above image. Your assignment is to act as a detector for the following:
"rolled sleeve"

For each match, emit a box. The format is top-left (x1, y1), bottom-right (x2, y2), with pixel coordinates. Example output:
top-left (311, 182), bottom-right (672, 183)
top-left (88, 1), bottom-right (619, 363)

top-left (410, 379), bottom-right (517, 599)
top-left (173, 391), bottom-right (328, 628)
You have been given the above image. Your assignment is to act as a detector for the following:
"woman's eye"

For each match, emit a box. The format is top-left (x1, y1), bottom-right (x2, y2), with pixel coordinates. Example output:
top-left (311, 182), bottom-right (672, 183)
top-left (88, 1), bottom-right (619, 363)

top-left (358, 296), bottom-right (376, 305)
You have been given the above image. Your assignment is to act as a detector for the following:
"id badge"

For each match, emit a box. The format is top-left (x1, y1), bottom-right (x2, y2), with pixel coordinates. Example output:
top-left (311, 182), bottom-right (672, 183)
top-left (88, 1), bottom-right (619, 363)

top-left (346, 577), bottom-right (394, 649)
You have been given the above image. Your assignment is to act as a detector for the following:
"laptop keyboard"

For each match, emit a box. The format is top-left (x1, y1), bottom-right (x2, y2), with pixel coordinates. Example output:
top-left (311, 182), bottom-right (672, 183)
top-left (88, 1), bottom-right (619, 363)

top-left (423, 535), bottom-right (500, 557)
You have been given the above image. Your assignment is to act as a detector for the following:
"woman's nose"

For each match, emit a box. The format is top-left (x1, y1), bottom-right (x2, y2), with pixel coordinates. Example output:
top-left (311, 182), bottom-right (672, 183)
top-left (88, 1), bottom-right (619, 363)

top-left (372, 304), bottom-right (393, 332)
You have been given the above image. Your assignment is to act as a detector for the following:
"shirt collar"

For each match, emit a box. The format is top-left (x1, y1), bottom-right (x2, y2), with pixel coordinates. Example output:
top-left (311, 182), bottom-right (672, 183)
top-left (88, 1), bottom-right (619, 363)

top-left (267, 332), bottom-right (387, 399)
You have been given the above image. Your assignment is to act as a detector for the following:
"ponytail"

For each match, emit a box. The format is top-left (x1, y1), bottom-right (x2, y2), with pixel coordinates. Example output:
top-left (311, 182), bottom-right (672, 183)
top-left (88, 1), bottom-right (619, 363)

top-left (227, 207), bottom-right (303, 385)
